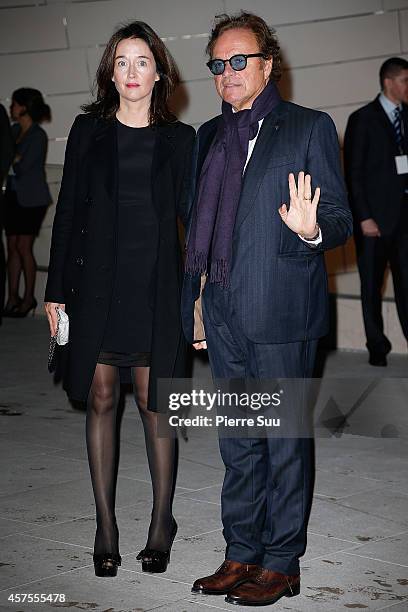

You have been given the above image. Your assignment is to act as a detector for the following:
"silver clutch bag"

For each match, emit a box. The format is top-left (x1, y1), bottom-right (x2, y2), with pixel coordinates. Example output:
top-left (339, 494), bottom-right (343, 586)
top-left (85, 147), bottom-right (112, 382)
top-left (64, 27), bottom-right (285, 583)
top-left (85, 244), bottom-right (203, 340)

top-left (48, 307), bottom-right (69, 373)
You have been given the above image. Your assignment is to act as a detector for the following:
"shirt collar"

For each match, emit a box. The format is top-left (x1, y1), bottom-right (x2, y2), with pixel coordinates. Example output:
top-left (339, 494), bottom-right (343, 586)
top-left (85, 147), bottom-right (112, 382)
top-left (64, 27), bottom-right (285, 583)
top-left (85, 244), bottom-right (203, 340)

top-left (379, 92), bottom-right (402, 115)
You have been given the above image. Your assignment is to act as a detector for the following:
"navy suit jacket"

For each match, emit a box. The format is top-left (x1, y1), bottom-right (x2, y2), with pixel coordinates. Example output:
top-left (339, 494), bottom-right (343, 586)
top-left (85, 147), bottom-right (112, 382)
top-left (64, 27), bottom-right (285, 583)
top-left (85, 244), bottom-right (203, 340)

top-left (182, 100), bottom-right (352, 344)
top-left (344, 96), bottom-right (408, 236)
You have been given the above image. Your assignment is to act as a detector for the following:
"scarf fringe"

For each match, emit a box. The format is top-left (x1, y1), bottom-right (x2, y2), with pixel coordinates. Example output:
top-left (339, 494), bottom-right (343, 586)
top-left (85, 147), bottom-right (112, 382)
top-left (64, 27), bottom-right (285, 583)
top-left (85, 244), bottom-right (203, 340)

top-left (185, 250), bottom-right (208, 277)
top-left (210, 258), bottom-right (229, 287)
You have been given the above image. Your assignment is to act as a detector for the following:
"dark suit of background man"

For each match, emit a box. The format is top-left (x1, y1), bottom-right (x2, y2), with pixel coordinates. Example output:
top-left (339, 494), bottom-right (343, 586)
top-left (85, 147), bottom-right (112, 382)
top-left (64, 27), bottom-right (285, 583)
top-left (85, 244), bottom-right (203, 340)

top-left (344, 57), bottom-right (408, 366)
top-left (182, 12), bottom-right (352, 608)
top-left (0, 104), bottom-right (14, 324)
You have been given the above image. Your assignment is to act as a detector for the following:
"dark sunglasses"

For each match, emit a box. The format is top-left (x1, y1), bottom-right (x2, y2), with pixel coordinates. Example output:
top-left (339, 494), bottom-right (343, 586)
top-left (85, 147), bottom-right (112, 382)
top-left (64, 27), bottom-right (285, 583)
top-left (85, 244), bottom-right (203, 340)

top-left (206, 53), bottom-right (267, 75)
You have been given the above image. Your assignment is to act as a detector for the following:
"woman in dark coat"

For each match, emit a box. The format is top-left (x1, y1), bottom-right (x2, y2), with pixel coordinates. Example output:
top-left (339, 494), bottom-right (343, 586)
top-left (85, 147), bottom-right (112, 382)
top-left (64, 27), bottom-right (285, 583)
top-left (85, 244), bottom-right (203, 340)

top-left (4, 88), bottom-right (51, 317)
top-left (44, 21), bottom-right (195, 577)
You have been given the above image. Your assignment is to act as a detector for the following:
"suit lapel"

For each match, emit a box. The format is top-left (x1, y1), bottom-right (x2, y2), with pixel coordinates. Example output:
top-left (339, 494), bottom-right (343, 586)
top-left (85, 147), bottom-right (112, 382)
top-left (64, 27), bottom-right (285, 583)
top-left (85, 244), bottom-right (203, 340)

top-left (373, 97), bottom-right (400, 154)
top-left (197, 118), bottom-right (220, 176)
top-left (234, 102), bottom-right (288, 231)
top-left (402, 104), bottom-right (408, 154)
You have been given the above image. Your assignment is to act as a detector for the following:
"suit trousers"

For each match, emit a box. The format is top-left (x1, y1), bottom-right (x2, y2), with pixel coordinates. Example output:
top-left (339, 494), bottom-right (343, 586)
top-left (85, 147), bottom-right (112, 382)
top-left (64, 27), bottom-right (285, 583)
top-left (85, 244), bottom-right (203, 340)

top-left (202, 281), bottom-right (317, 575)
top-left (356, 221), bottom-right (408, 354)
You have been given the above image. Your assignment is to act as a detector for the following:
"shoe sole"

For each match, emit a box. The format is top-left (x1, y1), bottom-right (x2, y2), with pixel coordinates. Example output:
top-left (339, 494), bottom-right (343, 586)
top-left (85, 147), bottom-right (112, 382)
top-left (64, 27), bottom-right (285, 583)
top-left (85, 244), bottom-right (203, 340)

top-left (191, 579), bottom-right (251, 596)
top-left (225, 584), bottom-right (300, 606)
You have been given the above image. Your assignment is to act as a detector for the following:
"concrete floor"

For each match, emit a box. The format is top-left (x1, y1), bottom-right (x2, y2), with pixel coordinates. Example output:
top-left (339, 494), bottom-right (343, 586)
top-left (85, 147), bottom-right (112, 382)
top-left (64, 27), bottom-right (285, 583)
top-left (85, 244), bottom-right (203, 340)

top-left (0, 316), bottom-right (408, 612)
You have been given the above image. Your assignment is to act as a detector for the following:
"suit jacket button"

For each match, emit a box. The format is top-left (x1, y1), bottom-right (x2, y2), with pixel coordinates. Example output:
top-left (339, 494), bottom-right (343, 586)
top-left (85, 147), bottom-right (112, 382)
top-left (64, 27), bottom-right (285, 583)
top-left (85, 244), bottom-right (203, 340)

top-left (76, 257), bottom-right (84, 266)
top-left (71, 287), bottom-right (76, 294)
top-left (81, 227), bottom-right (87, 235)
top-left (85, 196), bottom-right (93, 205)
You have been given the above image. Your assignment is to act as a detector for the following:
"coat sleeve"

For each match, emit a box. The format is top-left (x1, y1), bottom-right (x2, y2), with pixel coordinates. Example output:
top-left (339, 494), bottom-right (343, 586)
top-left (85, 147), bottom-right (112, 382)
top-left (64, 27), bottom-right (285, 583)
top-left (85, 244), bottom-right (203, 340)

top-left (44, 116), bottom-right (82, 303)
top-left (306, 112), bottom-right (353, 251)
top-left (13, 128), bottom-right (47, 177)
top-left (176, 126), bottom-right (196, 228)
top-left (0, 105), bottom-right (14, 183)
top-left (343, 111), bottom-right (372, 223)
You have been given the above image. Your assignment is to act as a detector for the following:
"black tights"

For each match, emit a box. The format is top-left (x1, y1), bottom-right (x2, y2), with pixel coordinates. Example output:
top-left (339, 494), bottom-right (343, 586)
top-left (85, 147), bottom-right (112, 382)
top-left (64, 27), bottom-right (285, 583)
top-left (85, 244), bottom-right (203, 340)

top-left (86, 363), bottom-right (176, 556)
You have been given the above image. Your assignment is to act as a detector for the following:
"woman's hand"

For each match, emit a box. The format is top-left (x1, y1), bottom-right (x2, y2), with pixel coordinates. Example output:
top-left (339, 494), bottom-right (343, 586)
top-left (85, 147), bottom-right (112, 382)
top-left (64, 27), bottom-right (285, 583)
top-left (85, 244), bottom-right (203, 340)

top-left (279, 171), bottom-right (321, 239)
top-left (44, 302), bottom-right (65, 336)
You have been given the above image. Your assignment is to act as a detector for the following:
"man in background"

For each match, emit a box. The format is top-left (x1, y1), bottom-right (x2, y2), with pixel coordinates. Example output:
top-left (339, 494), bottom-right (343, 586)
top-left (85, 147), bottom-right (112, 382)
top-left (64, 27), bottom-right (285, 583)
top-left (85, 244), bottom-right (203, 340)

top-left (0, 103), bottom-right (14, 324)
top-left (344, 57), bottom-right (408, 365)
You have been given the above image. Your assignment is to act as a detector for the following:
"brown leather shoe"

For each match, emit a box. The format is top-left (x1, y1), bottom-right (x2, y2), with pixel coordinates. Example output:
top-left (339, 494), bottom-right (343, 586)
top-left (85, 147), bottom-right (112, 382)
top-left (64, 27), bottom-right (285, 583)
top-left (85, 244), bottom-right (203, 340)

top-left (191, 560), bottom-right (261, 595)
top-left (225, 568), bottom-right (300, 606)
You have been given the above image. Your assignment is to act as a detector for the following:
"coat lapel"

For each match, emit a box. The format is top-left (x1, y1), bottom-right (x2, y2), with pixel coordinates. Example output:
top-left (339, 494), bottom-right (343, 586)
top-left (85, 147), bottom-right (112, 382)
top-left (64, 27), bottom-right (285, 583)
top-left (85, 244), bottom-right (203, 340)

top-left (234, 102), bottom-right (289, 231)
top-left (151, 123), bottom-right (178, 217)
top-left (91, 118), bottom-right (117, 202)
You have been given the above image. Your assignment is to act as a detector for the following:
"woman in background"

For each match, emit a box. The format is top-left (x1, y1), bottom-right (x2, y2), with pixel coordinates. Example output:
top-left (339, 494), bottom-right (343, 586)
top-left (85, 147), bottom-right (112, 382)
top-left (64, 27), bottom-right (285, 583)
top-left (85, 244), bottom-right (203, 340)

top-left (0, 103), bottom-right (14, 323)
top-left (4, 88), bottom-right (51, 317)
top-left (44, 22), bottom-right (194, 578)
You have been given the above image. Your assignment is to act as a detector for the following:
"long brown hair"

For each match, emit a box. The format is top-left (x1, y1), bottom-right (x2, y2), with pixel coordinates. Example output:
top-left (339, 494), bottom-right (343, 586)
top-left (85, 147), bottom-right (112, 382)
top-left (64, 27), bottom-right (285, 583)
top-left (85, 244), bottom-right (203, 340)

top-left (82, 21), bottom-right (179, 124)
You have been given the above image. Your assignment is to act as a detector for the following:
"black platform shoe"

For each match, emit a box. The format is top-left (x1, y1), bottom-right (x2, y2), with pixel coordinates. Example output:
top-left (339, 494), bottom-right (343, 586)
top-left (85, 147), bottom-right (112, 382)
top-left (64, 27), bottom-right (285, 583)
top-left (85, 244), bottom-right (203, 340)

top-left (2, 298), bottom-right (22, 317)
top-left (10, 297), bottom-right (38, 318)
top-left (93, 553), bottom-right (121, 577)
top-left (137, 520), bottom-right (177, 573)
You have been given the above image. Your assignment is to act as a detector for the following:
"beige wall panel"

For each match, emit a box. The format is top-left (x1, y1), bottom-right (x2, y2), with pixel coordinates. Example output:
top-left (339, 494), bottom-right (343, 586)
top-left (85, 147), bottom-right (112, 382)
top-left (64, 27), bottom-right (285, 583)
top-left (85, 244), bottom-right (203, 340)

top-left (86, 46), bottom-right (104, 87)
top-left (0, 0), bottom-right (45, 6)
top-left (47, 139), bottom-right (68, 166)
top-left (44, 93), bottom-right (90, 140)
top-left (46, 165), bottom-right (63, 185)
top-left (384, 0), bottom-right (408, 8)
top-left (41, 205), bottom-right (56, 233)
top-left (399, 9), bottom-right (408, 52)
top-left (280, 57), bottom-right (385, 109)
top-left (0, 5), bottom-right (66, 54)
top-left (224, 0), bottom-right (382, 26)
top-left (166, 37), bottom-right (211, 82)
top-left (47, 0), bottom-right (106, 2)
top-left (176, 79), bottom-right (221, 125)
top-left (35, 270), bottom-right (47, 304)
top-left (278, 12), bottom-right (400, 69)
top-left (0, 50), bottom-right (89, 101)
top-left (66, 0), bottom-right (223, 48)
top-left (34, 226), bottom-right (52, 269)
top-left (320, 104), bottom-right (366, 143)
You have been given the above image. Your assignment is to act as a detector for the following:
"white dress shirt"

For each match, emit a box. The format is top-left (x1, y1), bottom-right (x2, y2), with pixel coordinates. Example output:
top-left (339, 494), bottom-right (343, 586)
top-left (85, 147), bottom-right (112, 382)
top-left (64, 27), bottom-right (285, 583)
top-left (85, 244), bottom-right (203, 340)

top-left (379, 92), bottom-right (402, 123)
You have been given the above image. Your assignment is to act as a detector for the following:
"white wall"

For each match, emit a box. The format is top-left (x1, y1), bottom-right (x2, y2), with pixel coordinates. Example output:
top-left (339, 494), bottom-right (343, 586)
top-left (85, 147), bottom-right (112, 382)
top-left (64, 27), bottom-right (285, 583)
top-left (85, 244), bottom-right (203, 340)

top-left (1, 0), bottom-right (408, 349)
top-left (3, 0), bottom-right (408, 159)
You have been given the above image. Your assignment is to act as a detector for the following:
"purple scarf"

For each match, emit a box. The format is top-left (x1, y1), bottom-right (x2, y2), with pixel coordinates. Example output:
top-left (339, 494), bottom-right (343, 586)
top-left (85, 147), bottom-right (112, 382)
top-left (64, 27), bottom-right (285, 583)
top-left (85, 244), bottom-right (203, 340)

top-left (185, 81), bottom-right (281, 287)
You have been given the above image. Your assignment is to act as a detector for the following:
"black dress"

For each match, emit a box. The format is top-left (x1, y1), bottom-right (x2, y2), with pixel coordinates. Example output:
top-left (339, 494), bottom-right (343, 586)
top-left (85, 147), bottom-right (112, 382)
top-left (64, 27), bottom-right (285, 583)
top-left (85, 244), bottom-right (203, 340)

top-left (98, 119), bottom-right (158, 368)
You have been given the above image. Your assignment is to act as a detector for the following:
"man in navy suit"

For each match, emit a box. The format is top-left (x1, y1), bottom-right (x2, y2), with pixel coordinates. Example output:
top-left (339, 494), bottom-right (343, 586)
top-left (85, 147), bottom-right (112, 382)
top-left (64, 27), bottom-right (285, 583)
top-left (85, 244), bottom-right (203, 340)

top-left (182, 12), bottom-right (352, 606)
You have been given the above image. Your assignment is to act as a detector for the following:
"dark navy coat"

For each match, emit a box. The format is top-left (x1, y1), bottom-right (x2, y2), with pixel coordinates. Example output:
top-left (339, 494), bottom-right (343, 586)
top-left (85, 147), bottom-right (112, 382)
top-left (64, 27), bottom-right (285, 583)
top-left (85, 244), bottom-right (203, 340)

top-left (182, 101), bottom-right (352, 344)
